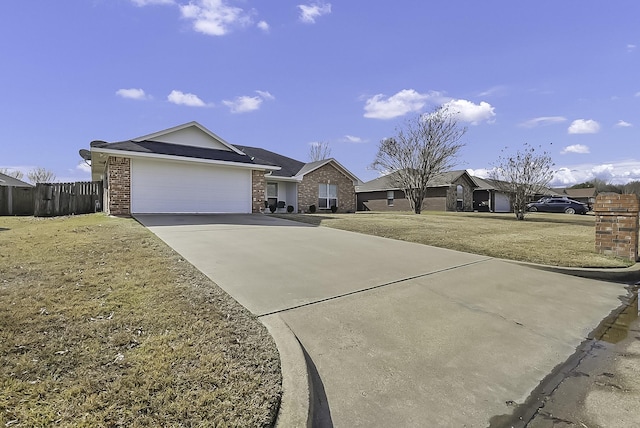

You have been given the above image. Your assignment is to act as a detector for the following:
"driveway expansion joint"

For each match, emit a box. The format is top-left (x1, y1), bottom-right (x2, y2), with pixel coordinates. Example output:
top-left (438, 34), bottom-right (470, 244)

top-left (256, 257), bottom-right (494, 318)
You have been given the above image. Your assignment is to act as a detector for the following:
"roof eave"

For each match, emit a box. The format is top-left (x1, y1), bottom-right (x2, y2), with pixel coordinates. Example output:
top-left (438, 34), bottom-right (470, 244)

top-left (90, 147), bottom-right (281, 171)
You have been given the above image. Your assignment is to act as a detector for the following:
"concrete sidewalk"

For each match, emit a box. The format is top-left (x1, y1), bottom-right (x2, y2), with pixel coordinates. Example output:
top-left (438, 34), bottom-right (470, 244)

top-left (137, 214), bottom-right (627, 427)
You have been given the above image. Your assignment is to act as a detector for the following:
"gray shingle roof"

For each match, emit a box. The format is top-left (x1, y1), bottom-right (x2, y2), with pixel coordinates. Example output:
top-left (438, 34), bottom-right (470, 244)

top-left (356, 170), bottom-right (474, 192)
top-left (234, 145), bottom-right (305, 177)
top-left (0, 172), bottom-right (32, 187)
top-left (91, 140), bottom-right (257, 165)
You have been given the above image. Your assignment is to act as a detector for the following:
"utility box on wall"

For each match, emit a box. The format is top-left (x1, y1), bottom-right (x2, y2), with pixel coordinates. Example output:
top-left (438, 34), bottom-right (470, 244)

top-left (594, 193), bottom-right (639, 262)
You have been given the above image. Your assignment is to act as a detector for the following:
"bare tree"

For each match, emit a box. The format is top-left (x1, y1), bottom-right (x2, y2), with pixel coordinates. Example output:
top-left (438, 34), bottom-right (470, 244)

top-left (0, 168), bottom-right (24, 180)
top-left (489, 143), bottom-right (554, 220)
top-left (27, 167), bottom-right (57, 184)
top-left (308, 141), bottom-right (332, 162)
top-left (372, 106), bottom-right (467, 214)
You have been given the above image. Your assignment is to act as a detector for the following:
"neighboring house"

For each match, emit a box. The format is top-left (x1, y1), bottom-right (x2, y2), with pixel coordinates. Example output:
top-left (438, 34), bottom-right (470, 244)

top-left (81, 121), bottom-right (360, 216)
top-left (356, 170), bottom-right (477, 212)
top-left (550, 187), bottom-right (597, 207)
top-left (471, 176), bottom-right (512, 213)
top-left (0, 172), bottom-right (32, 187)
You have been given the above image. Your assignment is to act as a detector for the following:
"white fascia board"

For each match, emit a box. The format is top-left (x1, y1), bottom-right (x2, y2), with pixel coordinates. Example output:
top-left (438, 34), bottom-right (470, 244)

top-left (92, 148), bottom-right (281, 171)
top-left (265, 175), bottom-right (302, 183)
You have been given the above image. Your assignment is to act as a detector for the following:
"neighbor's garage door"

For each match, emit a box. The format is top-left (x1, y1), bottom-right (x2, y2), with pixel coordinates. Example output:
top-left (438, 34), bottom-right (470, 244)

top-left (130, 158), bottom-right (252, 214)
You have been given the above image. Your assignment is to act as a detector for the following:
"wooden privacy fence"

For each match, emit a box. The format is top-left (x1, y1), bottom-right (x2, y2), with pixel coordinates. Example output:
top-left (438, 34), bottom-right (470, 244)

top-left (33, 181), bottom-right (103, 217)
top-left (0, 186), bottom-right (35, 215)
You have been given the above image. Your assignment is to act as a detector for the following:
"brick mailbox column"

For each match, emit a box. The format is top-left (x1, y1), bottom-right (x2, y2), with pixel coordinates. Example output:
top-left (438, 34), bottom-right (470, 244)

top-left (594, 193), bottom-right (639, 261)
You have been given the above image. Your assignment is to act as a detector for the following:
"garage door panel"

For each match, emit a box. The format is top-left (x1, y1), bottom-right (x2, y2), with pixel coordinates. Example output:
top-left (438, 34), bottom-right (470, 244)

top-left (131, 158), bottom-right (251, 213)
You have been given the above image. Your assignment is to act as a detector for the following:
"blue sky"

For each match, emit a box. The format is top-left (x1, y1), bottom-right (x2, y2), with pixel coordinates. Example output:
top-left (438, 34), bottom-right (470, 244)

top-left (1, 1), bottom-right (639, 185)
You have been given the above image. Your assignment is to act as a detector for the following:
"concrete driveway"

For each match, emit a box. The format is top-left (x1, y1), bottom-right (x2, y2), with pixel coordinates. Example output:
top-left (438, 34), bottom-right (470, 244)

top-left (137, 214), bottom-right (626, 427)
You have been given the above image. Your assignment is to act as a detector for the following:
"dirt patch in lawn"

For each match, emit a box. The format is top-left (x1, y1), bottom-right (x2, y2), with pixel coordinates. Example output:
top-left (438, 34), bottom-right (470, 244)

top-left (274, 211), bottom-right (632, 268)
top-left (0, 214), bottom-right (281, 427)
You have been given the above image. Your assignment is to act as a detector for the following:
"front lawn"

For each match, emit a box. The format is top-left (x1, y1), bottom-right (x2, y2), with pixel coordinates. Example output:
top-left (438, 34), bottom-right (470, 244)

top-left (0, 214), bottom-right (281, 427)
top-left (276, 211), bottom-right (632, 268)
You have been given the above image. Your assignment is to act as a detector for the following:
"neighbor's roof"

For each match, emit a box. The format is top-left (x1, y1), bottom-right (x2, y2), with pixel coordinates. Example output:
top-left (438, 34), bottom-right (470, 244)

top-left (90, 140), bottom-right (260, 165)
top-left (551, 187), bottom-right (597, 198)
top-left (0, 172), bottom-right (32, 187)
top-left (356, 169), bottom-right (475, 192)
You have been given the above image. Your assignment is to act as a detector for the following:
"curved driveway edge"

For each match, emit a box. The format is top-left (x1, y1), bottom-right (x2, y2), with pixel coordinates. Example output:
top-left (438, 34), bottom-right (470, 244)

top-left (510, 260), bottom-right (640, 283)
top-left (260, 314), bottom-right (310, 428)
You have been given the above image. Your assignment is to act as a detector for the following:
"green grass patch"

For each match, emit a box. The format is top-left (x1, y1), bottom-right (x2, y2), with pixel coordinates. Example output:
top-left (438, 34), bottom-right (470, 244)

top-left (0, 214), bottom-right (281, 427)
top-left (274, 211), bottom-right (632, 268)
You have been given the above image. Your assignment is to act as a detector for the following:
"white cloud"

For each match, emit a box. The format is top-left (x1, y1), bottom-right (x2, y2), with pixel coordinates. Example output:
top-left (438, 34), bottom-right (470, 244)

top-left (550, 160), bottom-right (640, 186)
top-left (167, 90), bottom-right (208, 107)
top-left (560, 144), bottom-right (590, 154)
top-left (76, 162), bottom-right (92, 173)
top-left (298, 2), bottom-right (332, 24)
top-left (519, 116), bottom-right (567, 128)
top-left (467, 168), bottom-right (491, 178)
top-left (222, 90), bottom-right (274, 113)
top-left (131, 0), bottom-right (174, 6)
top-left (255, 90), bottom-right (275, 100)
top-left (628, 44), bottom-right (636, 52)
top-left (568, 119), bottom-right (600, 134)
top-left (342, 135), bottom-right (365, 143)
top-left (616, 120), bottom-right (633, 127)
top-left (363, 89), bottom-right (439, 120)
top-left (223, 95), bottom-right (262, 113)
top-left (477, 86), bottom-right (507, 97)
top-left (180, 0), bottom-right (253, 36)
top-left (257, 20), bottom-right (269, 32)
top-left (442, 99), bottom-right (495, 125)
top-left (116, 88), bottom-right (149, 100)
top-left (635, 91), bottom-right (640, 97)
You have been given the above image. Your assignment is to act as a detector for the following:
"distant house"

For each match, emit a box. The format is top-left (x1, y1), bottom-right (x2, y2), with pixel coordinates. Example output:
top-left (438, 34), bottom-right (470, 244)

top-left (550, 187), bottom-right (597, 207)
top-left (356, 170), bottom-right (477, 212)
top-left (82, 121), bottom-right (360, 216)
top-left (471, 176), bottom-right (512, 213)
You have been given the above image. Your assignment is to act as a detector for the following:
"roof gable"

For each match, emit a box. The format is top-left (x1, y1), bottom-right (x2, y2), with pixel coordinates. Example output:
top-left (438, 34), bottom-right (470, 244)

top-left (133, 122), bottom-right (244, 154)
top-left (296, 159), bottom-right (361, 184)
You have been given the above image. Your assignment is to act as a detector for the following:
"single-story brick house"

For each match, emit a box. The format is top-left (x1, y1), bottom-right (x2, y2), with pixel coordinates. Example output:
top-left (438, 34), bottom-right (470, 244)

top-left (355, 170), bottom-right (477, 212)
top-left (81, 121), bottom-right (360, 216)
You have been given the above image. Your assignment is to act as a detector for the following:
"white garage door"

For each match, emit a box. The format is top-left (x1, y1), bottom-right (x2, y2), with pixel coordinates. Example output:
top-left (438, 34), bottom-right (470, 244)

top-left (130, 158), bottom-right (252, 214)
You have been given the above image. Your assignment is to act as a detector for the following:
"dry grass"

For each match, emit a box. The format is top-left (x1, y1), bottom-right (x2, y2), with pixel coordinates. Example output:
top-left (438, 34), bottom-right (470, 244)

top-left (275, 211), bottom-right (633, 268)
top-left (0, 214), bottom-right (281, 427)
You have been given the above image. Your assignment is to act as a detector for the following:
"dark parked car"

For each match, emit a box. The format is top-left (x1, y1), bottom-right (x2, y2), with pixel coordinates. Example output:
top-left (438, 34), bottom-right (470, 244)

top-left (526, 197), bottom-right (589, 214)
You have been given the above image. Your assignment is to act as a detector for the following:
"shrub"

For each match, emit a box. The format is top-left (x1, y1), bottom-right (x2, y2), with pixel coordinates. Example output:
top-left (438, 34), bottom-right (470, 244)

top-left (287, 205), bottom-right (294, 213)
top-left (309, 204), bottom-right (317, 213)
top-left (269, 204), bottom-right (276, 213)
top-left (330, 205), bottom-right (338, 213)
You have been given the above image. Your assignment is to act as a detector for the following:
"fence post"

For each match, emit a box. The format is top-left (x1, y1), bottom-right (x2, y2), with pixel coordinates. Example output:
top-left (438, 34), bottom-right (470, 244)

top-left (594, 193), bottom-right (640, 262)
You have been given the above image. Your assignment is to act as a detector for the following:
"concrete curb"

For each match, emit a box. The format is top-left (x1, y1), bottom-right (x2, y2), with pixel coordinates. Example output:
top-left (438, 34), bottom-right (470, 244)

top-left (509, 260), bottom-right (640, 283)
top-left (260, 314), bottom-right (310, 428)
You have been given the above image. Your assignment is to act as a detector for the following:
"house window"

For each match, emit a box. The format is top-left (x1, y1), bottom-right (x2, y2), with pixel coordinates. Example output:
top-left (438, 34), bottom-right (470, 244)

top-left (267, 182), bottom-right (278, 207)
top-left (387, 190), bottom-right (394, 206)
top-left (318, 183), bottom-right (337, 209)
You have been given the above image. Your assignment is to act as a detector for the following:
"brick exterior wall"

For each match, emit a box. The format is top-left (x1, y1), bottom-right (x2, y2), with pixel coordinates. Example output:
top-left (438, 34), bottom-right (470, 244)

top-left (107, 156), bottom-right (131, 216)
top-left (594, 193), bottom-right (639, 261)
top-left (298, 163), bottom-right (356, 213)
top-left (252, 170), bottom-right (266, 213)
